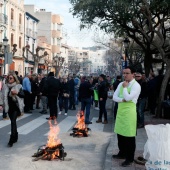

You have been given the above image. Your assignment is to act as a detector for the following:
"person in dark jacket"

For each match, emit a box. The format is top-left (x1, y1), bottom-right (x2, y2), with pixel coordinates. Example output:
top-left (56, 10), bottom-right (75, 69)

top-left (135, 72), bottom-right (148, 128)
top-left (79, 77), bottom-right (93, 124)
top-left (113, 75), bottom-right (122, 119)
top-left (68, 74), bottom-right (76, 110)
top-left (96, 74), bottom-right (108, 124)
top-left (39, 74), bottom-right (48, 114)
top-left (58, 76), bottom-right (70, 115)
top-left (45, 72), bottom-right (61, 120)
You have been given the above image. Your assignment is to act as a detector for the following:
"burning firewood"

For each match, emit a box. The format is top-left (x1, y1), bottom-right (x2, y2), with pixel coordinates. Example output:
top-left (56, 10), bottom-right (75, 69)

top-left (32, 119), bottom-right (67, 161)
top-left (70, 111), bottom-right (91, 137)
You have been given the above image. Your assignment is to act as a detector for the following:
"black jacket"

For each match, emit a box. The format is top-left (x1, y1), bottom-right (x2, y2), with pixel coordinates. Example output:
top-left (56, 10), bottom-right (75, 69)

top-left (39, 77), bottom-right (47, 96)
top-left (45, 76), bottom-right (61, 96)
top-left (59, 82), bottom-right (70, 97)
top-left (79, 80), bottom-right (93, 99)
top-left (98, 80), bottom-right (108, 100)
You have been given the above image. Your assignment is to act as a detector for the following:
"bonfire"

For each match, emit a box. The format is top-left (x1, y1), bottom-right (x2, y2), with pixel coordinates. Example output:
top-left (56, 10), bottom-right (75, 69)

top-left (32, 119), bottom-right (67, 161)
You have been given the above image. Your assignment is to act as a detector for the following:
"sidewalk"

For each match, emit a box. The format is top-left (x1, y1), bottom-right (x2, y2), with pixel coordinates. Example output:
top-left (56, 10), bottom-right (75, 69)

top-left (104, 110), bottom-right (170, 170)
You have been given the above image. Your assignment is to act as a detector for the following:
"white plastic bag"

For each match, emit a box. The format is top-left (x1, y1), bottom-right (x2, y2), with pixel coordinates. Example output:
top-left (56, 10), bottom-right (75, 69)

top-left (143, 124), bottom-right (170, 170)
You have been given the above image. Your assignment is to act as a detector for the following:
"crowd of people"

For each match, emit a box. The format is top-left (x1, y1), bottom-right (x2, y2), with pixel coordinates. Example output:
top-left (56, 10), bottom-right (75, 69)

top-left (0, 70), bottom-right (112, 147)
top-left (0, 68), bottom-right (170, 169)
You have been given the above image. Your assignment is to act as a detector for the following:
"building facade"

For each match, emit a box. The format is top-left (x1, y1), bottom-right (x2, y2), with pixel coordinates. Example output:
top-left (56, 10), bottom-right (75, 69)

top-left (0, 0), bottom-right (25, 76)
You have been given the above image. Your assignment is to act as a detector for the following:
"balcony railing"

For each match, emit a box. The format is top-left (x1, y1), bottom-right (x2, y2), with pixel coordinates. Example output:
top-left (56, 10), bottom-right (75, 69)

top-left (0, 13), bottom-right (8, 25)
top-left (0, 0), bottom-right (4, 5)
top-left (19, 24), bottom-right (24, 33)
top-left (11, 19), bottom-right (16, 30)
top-left (26, 28), bottom-right (32, 37)
top-left (32, 31), bottom-right (37, 39)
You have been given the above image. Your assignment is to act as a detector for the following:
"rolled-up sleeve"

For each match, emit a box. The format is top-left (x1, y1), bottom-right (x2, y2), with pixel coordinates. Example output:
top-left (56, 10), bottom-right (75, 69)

top-left (123, 83), bottom-right (141, 102)
top-left (113, 83), bottom-right (123, 103)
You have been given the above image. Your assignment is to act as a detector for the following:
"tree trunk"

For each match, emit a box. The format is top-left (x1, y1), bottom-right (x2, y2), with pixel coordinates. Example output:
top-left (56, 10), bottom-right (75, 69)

top-left (33, 62), bottom-right (38, 74)
top-left (156, 61), bottom-right (170, 118)
top-left (144, 51), bottom-right (152, 77)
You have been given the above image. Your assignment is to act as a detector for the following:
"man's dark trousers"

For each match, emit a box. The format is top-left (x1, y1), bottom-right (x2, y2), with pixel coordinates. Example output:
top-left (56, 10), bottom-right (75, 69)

top-left (117, 134), bottom-right (136, 162)
top-left (48, 96), bottom-right (57, 118)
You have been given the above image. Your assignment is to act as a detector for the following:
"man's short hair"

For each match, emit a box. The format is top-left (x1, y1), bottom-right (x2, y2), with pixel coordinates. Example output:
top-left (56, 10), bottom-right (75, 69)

top-left (125, 66), bottom-right (136, 73)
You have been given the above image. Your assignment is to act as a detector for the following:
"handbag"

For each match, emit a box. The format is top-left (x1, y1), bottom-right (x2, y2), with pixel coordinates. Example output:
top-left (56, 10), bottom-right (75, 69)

top-left (18, 88), bottom-right (25, 98)
top-left (107, 90), bottom-right (114, 99)
top-left (63, 93), bottom-right (70, 98)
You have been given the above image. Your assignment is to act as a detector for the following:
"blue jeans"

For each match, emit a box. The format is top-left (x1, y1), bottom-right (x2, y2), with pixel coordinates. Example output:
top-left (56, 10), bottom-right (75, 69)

top-left (137, 98), bottom-right (147, 126)
top-left (81, 98), bottom-right (91, 123)
top-left (74, 89), bottom-right (79, 105)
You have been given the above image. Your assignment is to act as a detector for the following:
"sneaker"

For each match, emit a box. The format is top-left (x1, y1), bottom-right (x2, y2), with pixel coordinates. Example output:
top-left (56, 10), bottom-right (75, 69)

top-left (121, 160), bottom-right (133, 167)
top-left (94, 107), bottom-right (99, 110)
top-left (112, 154), bottom-right (125, 159)
top-left (102, 120), bottom-right (108, 124)
top-left (3, 117), bottom-right (9, 120)
top-left (64, 113), bottom-right (67, 116)
top-left (41, 110), bottom-right (47, 114)
top-left (58, 111), bottom-right (61, 115)
top-left (96, 119), bottom-right (102, 123)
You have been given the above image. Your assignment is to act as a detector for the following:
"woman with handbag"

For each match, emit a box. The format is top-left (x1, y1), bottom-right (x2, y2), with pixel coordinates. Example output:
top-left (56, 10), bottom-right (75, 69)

top-left (3, 72), bottom-right (24, 147)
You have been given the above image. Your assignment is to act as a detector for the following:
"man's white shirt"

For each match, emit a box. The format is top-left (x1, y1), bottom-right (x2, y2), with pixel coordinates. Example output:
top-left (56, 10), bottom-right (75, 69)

top-left (113, 79), bottom-right (141, 104)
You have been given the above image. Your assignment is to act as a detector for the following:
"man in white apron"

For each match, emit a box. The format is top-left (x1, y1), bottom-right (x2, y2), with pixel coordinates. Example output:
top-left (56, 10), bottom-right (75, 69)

top-left (113, 66), bottom-right (141, 167)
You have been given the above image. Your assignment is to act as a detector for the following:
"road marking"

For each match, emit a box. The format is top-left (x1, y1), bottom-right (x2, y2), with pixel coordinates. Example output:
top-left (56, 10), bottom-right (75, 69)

top-left (13, 115), bottom-right (47, 135)
top-left (44, 116), bottom-right (76, 136)
top-left (0, 114), bottom-right (31, 128)
top-left (88, 117), bottom-right (104, 132)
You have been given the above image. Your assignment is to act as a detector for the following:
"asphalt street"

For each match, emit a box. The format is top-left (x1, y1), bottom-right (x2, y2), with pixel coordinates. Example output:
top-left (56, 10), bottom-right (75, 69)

top-left (0, 99), bottom-right (114, 170)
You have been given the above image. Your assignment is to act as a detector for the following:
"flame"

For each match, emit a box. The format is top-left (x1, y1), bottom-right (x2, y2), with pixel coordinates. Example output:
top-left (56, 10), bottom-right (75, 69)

top-left (74, 111), bottom-right (86, 130)
top-left (73, 111), bottom-right (88, 137)
top-left (46, 119), bottom-right (61, 148)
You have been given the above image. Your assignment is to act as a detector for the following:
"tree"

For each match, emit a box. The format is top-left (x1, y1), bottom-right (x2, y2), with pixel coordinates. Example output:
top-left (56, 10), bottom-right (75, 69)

top-left (69, 0), bottom-right (170, 75)
top-left (23, 45), bottom-right (48, 73)
top-left (69, 0), bottom-right (170, 117)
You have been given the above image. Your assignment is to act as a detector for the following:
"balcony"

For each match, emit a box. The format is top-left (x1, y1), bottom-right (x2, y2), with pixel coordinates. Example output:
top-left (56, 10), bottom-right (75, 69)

top-left (52, 14), bottom-right (63, 25)
top-left (52, 45), bottom-right (60, 54)
top-left (0, 0), bottom-right (4, 5)
top-left (19, 24), bottom-right (24, 34)
top-left (0, 13), bottom-right (8, 28)
top-left (32, 31), bottom-right (37, 39)
top-left (52, 30), bottom-right (62, 39)
top-left (10, 19), bottom-right (16, 30)
top-left (26, 28), bottom-right (32, 37)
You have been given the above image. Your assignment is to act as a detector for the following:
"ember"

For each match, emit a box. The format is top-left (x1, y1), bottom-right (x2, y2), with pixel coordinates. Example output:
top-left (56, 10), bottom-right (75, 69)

top-left (32, 119), bottom-right (67, 161)
top-left (70, 111), bottom-right (91, 137)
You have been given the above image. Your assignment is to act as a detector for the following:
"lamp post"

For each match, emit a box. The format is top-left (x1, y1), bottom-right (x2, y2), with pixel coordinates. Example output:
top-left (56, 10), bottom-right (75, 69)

top-left (123, 37), bottom-right (130, 68)
top-left (3, 36), bottom-right (8, 74)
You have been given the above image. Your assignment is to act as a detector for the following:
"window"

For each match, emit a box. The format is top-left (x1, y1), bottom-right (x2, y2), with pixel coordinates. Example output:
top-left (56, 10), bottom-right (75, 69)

top-left (11, 33), bottom-right (14, 46)
top-left (19, 13), bottom-right (22, 24)
top-left (11, 8), bottom-right (14, 20)
top-left (19, 37), bottom-right (21, 48)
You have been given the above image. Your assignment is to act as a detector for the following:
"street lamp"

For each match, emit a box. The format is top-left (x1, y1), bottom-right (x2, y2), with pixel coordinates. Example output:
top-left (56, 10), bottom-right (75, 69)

top-left (3, 36), bottom-right (8, 74)
top-left (123, 37), bottom-right (130, 68)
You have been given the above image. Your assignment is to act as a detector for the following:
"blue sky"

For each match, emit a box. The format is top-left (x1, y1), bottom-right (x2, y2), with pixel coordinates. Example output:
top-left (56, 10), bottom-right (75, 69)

top-left (24, 0), bottom-right (95, 48)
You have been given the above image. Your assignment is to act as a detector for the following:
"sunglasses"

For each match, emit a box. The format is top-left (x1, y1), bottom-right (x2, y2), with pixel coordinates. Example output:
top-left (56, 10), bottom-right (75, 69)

top-left (135, 76), bottom-right (141, 77)
top-left (9, 77), bottom-right (14, 80)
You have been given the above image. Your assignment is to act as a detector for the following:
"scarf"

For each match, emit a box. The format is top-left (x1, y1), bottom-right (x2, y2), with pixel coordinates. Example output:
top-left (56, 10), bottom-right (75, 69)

top-left (7, 82), bottom-right (18, 102)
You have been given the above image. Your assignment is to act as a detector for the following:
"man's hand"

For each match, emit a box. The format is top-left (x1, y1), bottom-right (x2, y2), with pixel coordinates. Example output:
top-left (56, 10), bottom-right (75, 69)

top-left (122, 81), bottom-right (129, 88)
